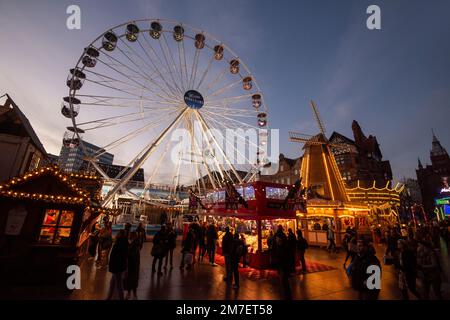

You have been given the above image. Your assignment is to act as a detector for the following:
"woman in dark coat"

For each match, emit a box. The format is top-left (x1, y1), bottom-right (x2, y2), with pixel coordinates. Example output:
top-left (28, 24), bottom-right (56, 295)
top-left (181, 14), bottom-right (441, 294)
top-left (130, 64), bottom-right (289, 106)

top-left (152, 225), bottom-right (168, 276)
top-left (125, 232), bottom-right (140, 300)
top-left (106, 230), bottom-right (129, 300)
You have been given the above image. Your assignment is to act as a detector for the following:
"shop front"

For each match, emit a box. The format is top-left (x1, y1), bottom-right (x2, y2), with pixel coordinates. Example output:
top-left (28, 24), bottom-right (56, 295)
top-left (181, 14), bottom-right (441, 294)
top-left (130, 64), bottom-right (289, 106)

top-left (296, 200), bottom-right (370, 248)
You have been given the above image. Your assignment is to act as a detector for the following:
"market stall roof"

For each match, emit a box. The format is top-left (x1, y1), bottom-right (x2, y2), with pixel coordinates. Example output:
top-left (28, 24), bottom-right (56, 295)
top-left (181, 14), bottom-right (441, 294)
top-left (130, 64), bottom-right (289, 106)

top-left (0, 165), bottom-right (116, 217)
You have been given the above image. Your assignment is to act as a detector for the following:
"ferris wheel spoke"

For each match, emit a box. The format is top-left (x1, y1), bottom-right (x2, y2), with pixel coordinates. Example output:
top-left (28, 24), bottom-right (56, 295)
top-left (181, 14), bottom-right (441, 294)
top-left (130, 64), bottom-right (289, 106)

top-left (195, 54), bottom-right (214, 91)
top-left (102, 107), bottom-right (189, 206)
top-left (161, 32), bottom-right (186, 93)
top-left (189, 48), bottom-right (200, 90)
top-left (82, 77), bottom-right (179, 106)
top-left (76, 94), bottom-right (181, 107)
top-left (203, 67), bottom-right (227, 96)
top-left (202, 109), bottom-right (260, 130)
top-left (201, 112), bottom-right (261, 150)
top-left (138, 35), bottom-right (180, 97)
top-left (205, 93), bottom-right (254, 106)
top-left (204, 78), bottom-right (243, 100)
top-left (181, 39), bottom-right (190, 89)
top-left (92, 107), bottom-right (182, 160)
top-left (202, 109), bottom-right (256, 118)
top-left (194, 110), bottom-right (244, 184)
top-left (177, 41), bottom-right (187, 91)
top-left (113, 40), bottom-right (181, 102)
top-left (155, 36), bottom-right (184, 96)
top-left (83, 68), bottom-right (158, 96)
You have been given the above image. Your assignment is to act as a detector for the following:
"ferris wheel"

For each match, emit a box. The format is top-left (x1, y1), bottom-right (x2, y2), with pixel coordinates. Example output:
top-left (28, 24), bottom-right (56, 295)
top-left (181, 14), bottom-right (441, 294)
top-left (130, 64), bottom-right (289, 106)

top-left (62, 19), bottom-right (270, 206)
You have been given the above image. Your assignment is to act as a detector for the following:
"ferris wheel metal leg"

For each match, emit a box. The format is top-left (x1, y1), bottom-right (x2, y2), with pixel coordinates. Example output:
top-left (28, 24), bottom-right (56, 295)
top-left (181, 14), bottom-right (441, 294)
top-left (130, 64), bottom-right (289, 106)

top-left (102, 107), bottom-right (189, 206)
top-left (195, 111), bottom-right (244, 184)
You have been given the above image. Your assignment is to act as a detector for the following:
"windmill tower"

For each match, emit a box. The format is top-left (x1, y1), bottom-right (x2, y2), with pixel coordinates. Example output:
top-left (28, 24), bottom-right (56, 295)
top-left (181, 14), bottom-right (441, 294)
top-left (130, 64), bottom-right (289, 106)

top-left (289, 101), bottom-right (349, 203)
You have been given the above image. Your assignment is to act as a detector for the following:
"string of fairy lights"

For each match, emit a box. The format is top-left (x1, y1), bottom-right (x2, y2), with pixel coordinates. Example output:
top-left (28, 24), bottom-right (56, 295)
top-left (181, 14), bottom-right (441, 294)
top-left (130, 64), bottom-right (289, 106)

top-left (0, 165), bottom-right (98, 205)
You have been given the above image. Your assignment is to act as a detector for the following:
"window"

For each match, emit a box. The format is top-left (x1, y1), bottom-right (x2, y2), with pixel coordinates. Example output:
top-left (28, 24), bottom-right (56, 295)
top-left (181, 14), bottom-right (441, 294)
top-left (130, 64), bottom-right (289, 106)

top-left (280, 165), bottom-right (284, 171)
top-left (266, 187), bottom-right (289, 200)
top-left (38, 209), bottom-right (74, 245)
top-left (295, 170), bottom-right (298, 175)
top-left (342, 172), bottom-right (351, 181)
top-left (243, 186), bottom-right (255, 200)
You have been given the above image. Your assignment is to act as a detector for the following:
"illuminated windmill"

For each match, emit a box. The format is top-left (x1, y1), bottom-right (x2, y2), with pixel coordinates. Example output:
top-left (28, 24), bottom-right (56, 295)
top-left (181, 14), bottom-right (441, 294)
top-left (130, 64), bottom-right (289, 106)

top-left (289, 101), bottom-right (350, 203)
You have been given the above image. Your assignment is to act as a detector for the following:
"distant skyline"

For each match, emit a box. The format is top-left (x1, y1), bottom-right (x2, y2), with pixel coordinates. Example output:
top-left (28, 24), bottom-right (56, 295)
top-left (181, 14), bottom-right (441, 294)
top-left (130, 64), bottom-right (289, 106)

top-left (1, 0), bottom-right (449, 182)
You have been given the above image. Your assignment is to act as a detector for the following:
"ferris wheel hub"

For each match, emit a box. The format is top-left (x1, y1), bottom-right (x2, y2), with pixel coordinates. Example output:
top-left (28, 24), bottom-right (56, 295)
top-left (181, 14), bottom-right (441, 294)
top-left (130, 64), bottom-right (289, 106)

top-left (184, 90), bottom-right (204, 109)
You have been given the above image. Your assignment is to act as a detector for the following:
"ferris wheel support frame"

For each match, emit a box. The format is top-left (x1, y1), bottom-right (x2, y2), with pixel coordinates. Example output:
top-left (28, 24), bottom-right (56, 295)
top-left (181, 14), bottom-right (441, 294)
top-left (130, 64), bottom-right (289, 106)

top-left (195, 110), bottom-right (244, 184)
top-left (102, 107), bottom-right (189, 206)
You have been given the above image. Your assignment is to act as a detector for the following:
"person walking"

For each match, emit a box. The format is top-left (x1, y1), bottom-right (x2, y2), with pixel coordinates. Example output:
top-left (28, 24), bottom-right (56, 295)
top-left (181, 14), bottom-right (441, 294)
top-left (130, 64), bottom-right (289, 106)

top-left (349, 240), bottom-right (381, 300)
top-left (151, 225), bottom-right (168, 276)
top-left (344, 236), bottom-right (357, 268)
top-left (296, 229), bottom-right (308, 273)
top-left (417, 240), bottom-right (443, 300)
top-left (97, 222), bottom-right (113, 269)
top-left (124, 232), bottom-right (140, 300)
top-left (165, 223), bottom-right (177, 269)
top-left (88, 222), bottom-right (99, 260)
top-left (396, 239), bottom-right (421, 300)
top-left (135, 222), bottom-right (146, 250)
top-left (240, 234), bottom-right (248, 268)
top-left (230, 232), bottom-right (244, 288)
top-left (206, 223), bottom-right (219, 265)
top-left (273, 225), bottom-right (292, 300)
top-left (106, 230), bottom-right (129, 300)
top-left (287, 228), bottom-right (297, 274)
top-left (180, 225), bottom-right (196, 270)
top-left (327, 226), bottom-right (336, 253)
top-left (221, 227), bottom-right (234, 283)
top-left (198, 222), bottom-right (207, 262)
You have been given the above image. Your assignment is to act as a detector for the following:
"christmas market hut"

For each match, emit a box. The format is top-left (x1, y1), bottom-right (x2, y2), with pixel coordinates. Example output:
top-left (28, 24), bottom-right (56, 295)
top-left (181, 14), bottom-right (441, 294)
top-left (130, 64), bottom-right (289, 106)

top-left (0, 165), bottom-right (112, 285)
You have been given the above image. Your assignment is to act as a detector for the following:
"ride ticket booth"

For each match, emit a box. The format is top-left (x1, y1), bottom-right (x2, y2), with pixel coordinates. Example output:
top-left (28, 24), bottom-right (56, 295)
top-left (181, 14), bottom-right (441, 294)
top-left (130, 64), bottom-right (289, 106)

top-left (203, 181), bottom-right (304, 269)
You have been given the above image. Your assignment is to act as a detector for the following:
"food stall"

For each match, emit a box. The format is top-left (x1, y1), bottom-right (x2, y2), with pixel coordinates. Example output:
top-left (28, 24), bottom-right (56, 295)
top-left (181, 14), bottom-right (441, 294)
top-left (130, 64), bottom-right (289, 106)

top-left (297, 199), bottom-right (370, 247)
top-left (203, 181), bottom-right (303, 268)
top-left (0, 166), bottom-right (110, 285)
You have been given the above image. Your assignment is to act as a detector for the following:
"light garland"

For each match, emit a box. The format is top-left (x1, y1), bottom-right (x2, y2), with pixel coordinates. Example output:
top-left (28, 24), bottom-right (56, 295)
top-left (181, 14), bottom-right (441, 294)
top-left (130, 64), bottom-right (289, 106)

top-left (0, 165), bottom-right (101, 204)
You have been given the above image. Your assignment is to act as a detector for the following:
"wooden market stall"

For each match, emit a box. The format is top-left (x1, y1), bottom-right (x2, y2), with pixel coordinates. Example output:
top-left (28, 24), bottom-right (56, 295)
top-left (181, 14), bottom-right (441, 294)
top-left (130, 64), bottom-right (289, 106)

top-left (0, 165), bottom-right (111, 285)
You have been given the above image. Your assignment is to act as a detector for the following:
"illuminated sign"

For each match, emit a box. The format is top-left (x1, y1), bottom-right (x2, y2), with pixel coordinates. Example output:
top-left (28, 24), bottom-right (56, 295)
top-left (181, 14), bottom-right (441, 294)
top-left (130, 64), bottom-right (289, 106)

top-left (436, 198), bottom-right (450, 205)
top-left (440, 187), bottom-right (450, 194)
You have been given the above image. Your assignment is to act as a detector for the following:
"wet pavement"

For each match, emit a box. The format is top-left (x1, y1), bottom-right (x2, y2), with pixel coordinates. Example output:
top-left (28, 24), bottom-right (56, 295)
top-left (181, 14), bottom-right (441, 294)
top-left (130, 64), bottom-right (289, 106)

top-left (2, 240), bottom-right (449, 300)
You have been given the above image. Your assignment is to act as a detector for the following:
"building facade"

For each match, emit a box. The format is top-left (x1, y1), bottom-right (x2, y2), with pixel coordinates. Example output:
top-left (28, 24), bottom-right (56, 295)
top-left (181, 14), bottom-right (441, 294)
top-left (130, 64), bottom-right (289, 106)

top-left (58, 140), bottom-right (114, 172)
top-left (0, 94), bottom-right (47, 182)
top-left (259, 153), bottom-right (301, 185)
top-left (329, 120), bottom-right (393, 188)
top-left (416, 132), bottom-right (450, 217)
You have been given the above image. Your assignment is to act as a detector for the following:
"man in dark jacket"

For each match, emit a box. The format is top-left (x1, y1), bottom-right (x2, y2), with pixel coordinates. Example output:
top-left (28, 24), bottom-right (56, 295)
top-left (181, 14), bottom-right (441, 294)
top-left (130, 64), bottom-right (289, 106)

top-left (106, 230), bottom-right (129, 300)
top-left (273, 225), bottom-right (292, 299)
top-left (222, 227), bottom-right (234, 282)
top-left (350, 240), bottom-right (381, 300)
top-left (296, 229), bottom-right (308, 273)
top-left (180, 225), bottom-right (196, 270)
top-left (287, 228), bottom-right (297, 273)
top-left (152, 225), bottom-right (168, 276)
top-left (230, 233), bottom-right (244, 288)
top-left (206, 223), bottom-right (219, 265)
top-left (164, 223), bottom-right (177, 270)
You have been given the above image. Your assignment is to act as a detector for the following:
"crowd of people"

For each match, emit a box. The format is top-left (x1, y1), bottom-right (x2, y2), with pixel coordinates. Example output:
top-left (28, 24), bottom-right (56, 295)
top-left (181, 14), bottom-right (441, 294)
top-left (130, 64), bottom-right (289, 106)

top-left (87, 214), bottom-right (449, 300)
top-left (88, 219), bottom-right (146, 300)
top-left (382, 222), bottom-right (448, 300)
top-left (341, 221), bottom-right (449, 300)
